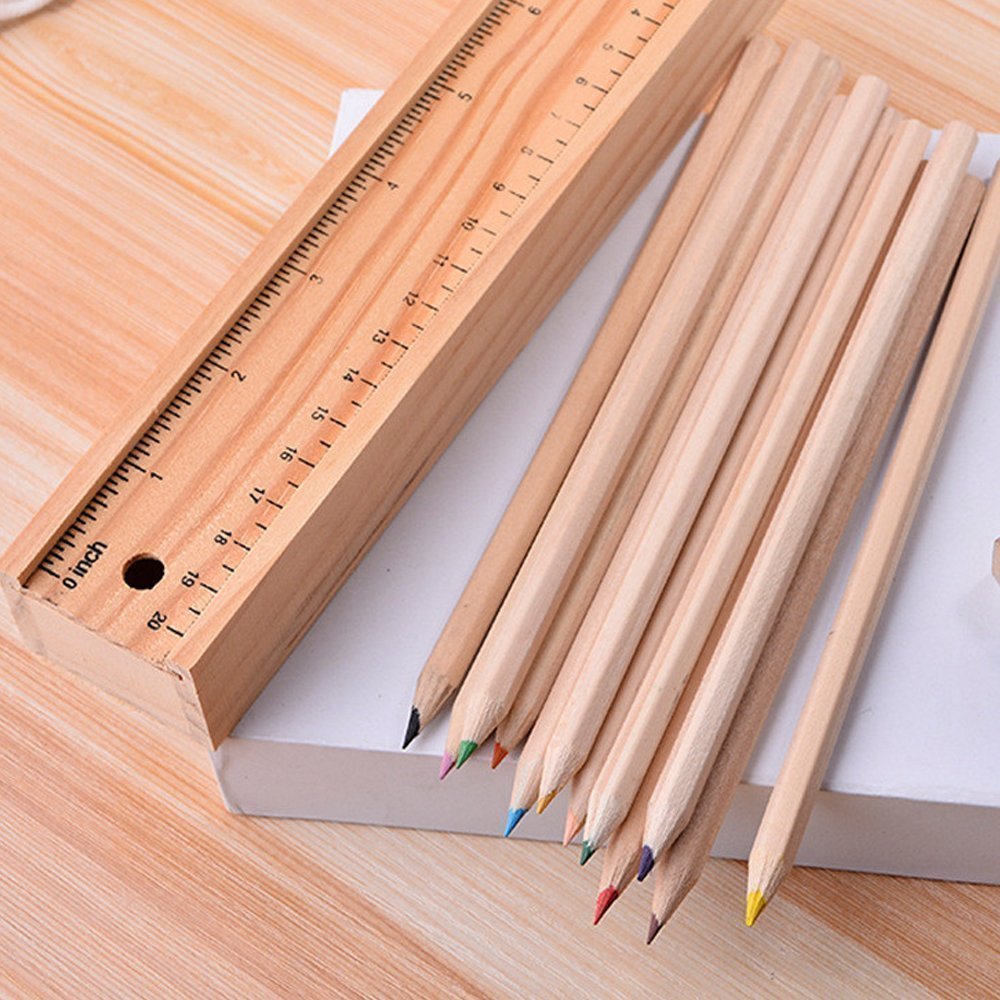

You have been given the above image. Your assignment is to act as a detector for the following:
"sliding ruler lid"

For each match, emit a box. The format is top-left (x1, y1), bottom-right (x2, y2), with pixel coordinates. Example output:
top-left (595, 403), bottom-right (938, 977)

top-left (1, 0), bottom-right (780, 746)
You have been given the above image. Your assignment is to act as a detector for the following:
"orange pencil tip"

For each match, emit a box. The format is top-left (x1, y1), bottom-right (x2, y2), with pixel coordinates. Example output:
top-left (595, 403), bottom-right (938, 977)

top-left (491, 743), bottom-right (509, 769)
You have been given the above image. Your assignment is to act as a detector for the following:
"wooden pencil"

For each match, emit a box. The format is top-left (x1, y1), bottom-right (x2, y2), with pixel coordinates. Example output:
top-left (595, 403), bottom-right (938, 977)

top-left (502, 51), bottom-right (837, 822)
top-left (639, 121), bottom-right (977, 875)
top-left (565, 96), bottom-right (859, 845)
top-left (745, 167), bottom-right (998, 926)
top-left (588, 104), bottom-right (897, 892)
top-left (486, 36), bottom-right (791, 771)
top-left (647, 174), bottom-right (986, 939)
top-left (582, 102), bottom-right (910, 854)
top-left (539, 72), bottom-right (884, 805)
top-left (449, 39), bottom-right (836, 767)
top-left (402, 34), bottom-right (784, 748)
top-left (593, 507), bottom-right (758, 921)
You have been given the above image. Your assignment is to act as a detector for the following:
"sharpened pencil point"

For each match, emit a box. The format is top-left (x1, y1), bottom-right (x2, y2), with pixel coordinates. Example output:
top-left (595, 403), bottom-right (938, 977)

top-left (580, 840), bottom-right (597, 866)
top-left (646, 914), bottom-right (663, 945)
top-left (563, 810), bottom-right (583, 847)
top-left (745, 890), bottom-right (767, 927)
top-left (456, 740), bottom-right (478, 768)
top-left (593, 886), bottom-right (619, 925)
top-left (504, 807), bottom-right (527, 837)
top-left (491, 742), bottom-right (509, 769)
top-left (536, 790), bottom-right (557, 814)
top-left (402, 706), bottom-right (421, 749)
top-left (637, 845), bottom-right (655, 881)
top-left (439, 752), bottom-right (455, 780)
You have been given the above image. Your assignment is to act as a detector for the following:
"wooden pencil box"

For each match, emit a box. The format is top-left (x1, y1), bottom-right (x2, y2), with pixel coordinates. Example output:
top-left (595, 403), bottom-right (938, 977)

top-left (0, 0), bottom-right (781, 747)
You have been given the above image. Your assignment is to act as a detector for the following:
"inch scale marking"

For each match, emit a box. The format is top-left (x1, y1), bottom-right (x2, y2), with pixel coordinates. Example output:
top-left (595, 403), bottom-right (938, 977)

top-left (29, 0), bottom-right (677, 661)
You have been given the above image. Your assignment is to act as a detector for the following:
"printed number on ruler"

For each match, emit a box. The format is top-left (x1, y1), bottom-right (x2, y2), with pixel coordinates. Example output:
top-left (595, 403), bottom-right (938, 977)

top-left (30, 0), bottom-right (677, 660)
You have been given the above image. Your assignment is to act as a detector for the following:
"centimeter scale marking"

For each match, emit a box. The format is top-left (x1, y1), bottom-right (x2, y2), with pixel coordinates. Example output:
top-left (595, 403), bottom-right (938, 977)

top-left (28, 0), bottom-right (677, 661)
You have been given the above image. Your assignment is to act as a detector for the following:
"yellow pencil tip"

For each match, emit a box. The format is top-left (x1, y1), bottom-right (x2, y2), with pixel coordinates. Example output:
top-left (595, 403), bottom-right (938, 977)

top-left (745, 890), bottom-right (768, 927)
top-left (537, 790), bottom-right (557, 815)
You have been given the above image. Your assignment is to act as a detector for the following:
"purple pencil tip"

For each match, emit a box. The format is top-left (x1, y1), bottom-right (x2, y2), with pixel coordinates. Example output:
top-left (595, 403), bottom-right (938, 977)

top-left (439, 752), bottom-right (456, 780)
top-left (637, 845), bottom-right (655, 881)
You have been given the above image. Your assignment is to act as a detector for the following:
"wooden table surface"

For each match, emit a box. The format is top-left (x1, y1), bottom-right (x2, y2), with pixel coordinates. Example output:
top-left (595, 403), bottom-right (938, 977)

top-left (1, 1), bottom-right (998, 996)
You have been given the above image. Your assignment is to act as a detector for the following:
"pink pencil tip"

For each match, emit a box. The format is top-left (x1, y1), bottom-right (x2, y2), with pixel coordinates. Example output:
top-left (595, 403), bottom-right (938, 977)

top-left (439, 752), bottom-right (456, 780)
top-left (562, 810), bottom-right (583, 847)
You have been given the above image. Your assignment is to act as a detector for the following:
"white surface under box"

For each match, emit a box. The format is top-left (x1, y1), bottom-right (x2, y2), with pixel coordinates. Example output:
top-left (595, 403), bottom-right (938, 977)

top-left (212, 91), bottom-right (1000, 884)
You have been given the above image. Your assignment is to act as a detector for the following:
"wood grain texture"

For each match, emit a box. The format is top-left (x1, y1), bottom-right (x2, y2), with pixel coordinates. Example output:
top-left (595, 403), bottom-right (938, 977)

top-left (5, 0), bottom-right (782, 748)
top-left (1, 1), bottom-right (998, 995)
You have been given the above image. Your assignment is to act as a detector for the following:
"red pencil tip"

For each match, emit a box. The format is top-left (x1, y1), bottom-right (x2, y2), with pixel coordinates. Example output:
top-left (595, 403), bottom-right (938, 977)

top-left (593, 886), bottom-right (619, 925)
top-left (491, 742), bottom-right (509, 769)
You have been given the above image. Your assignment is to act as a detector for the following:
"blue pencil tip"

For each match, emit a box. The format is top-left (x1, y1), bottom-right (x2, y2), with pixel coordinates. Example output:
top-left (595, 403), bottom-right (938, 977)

top-left (637, 845), bottom-right (655, 881)
top-left (504, 807), bottom-right (527, 837)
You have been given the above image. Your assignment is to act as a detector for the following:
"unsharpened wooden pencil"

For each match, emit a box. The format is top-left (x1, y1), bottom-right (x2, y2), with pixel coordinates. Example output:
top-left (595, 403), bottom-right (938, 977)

top-left (448, 40), bottom-right (835, 766)
top-left (582, 101), bottom-right (908, 854)
top-left (745, 167), bottom-right (997, 926)
top-left (646, 175), bottom-right (985, 940)
top-left (540, 71), bottom-right (885, 807)
top-left (640, 121), bottom-right (977, 877)
top-left (404, 35), bottom-right (784, 750)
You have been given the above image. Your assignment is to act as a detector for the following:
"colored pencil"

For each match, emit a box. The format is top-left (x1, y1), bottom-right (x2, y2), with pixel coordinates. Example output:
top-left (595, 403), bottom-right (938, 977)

top-left (582, 101), bottom-right (908, 853)
top-left (646, 174), bottom-right (985, 938)
top-left (501, 47), bottom-right (837, 817)
top-left (403, 34), bottom-right (785, 749)
top-left (565, 94), bottom-right (858, 847)
top-left (484, 37), bottom-right (788, 771)
top-left (746, 167), bottom-right (997, 926)
top-left (640, 121), bottom-right (977, 875)
top-left (448, 40), bottom-right (835, 760)
top-left (592, 524), bottom-right (752, 919)
top-left (540, 71), bottom-right (888, 808)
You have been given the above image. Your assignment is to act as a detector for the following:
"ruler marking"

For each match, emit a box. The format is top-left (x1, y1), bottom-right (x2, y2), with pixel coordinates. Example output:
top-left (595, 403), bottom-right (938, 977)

top-left (30, 0), bottom-right (676, 656)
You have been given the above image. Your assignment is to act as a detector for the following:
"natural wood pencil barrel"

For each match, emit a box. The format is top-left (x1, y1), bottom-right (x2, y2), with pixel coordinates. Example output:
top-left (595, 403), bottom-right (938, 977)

top-left (591, 102), bottom-right (896, 888)
top-left (452, 38), bottom-right (834, 758)
top-left (641, 120), bottom-right (977, 869)
top-left (503, 44), bottom-right (834, 815)
top-left (540, 69), bottom-right (887, 805)
top-left (648, 175), bottom-right (986, 934)
top-left (582, 100), bottom-right (910, 853)
top-left (568, 94), bottom-right (856, 845)
top-left (408, 34), bottom-right (784, 743)
top-left (746, 167), bottom-right (998, 921)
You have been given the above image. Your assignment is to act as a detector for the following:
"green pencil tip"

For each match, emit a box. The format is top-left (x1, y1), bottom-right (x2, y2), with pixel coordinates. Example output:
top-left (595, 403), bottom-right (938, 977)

top-left (580, 840), bottom-right (597, 866)
top-left (456, 740), bottom-right (478, 768)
